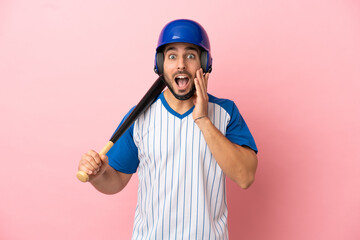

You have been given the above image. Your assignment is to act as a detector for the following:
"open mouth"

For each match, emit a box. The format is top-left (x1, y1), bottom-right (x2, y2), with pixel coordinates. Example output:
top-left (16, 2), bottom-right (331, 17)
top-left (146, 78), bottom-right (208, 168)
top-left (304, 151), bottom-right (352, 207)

top-left (175, 75), bottom-right (190, 89)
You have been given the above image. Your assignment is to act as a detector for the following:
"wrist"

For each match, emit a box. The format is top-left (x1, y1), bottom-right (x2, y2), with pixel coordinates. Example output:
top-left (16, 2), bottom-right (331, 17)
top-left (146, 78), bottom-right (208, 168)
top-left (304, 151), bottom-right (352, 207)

top-left (194, 116), bottom-right (211, 127)
top-left (194, 115), bottom-right (207, 123)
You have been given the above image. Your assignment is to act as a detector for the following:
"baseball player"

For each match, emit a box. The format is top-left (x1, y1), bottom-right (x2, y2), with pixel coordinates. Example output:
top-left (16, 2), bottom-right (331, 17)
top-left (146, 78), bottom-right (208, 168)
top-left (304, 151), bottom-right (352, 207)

top-left (78, 19), bottom-right (258, 239)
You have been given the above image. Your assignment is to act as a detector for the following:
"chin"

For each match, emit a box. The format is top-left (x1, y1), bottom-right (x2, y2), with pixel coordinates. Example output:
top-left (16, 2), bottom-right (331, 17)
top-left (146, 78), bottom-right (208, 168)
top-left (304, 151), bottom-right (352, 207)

top-left (170, 84), bottom-right (196, 101)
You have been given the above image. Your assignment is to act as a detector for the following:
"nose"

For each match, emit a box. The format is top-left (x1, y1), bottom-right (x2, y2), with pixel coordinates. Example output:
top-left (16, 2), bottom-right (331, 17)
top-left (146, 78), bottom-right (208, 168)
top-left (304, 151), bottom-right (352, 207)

top-left (177, 57), bottom-right (185, 70)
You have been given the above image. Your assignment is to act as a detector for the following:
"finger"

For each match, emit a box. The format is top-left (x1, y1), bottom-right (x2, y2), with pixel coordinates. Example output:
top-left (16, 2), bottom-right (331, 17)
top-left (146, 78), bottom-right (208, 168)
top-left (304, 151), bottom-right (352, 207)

top-left (79, 163), bottom-right (93, 175)
top-left (196, 69), bottom-right (207, 98)
top-left (205, 72), bottom-right (209, 88)
top-left (194, 77), bottom-right (201, 97)
top-left (200, 69), bottom-right (208, 92)
top-left (200, 69), bottom-right (209, 93)
top-left (192, 89), bottom-right (198, 105)
top-left (195, 70), bottom-right (204, 91)
top-left (83, 155), bottom-right (101, 173)
top-left (194, 77), bottom-right (205, 106)
top-left (81, 160), bottom-right (96, 175)
top-left (87, 150), bottom-right (102, 165)
top-left (196, 69), bottom-right (204, 83)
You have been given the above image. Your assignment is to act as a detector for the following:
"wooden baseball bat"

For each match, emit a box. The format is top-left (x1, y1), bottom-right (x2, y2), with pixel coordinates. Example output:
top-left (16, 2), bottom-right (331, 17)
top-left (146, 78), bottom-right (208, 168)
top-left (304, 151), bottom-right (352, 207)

top-left (77, 75), bottom-right (166, 182)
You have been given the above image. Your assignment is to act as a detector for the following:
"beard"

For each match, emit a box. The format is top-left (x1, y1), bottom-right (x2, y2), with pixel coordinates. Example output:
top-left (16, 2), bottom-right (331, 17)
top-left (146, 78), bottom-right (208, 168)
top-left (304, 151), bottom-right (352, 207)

top-left (167, 83), bottom-right (196, 100)
top-left (164, 70), bottom-right (196, 101)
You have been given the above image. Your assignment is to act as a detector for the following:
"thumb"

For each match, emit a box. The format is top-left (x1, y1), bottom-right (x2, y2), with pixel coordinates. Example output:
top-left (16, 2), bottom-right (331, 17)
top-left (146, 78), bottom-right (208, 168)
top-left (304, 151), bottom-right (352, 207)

top-left (100, 154), bottom-right (109, 164)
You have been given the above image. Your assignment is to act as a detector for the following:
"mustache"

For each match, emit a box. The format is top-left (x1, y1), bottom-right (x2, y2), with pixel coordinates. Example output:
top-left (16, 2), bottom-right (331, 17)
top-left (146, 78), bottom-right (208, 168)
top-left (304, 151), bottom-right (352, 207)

top-left (172, 70), bottom-right (192, 79)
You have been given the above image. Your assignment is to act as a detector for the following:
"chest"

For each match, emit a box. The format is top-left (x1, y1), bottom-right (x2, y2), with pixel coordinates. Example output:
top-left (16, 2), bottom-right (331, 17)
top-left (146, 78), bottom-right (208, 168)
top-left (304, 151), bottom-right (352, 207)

top-left (133, 102), bottom-right (229, 169)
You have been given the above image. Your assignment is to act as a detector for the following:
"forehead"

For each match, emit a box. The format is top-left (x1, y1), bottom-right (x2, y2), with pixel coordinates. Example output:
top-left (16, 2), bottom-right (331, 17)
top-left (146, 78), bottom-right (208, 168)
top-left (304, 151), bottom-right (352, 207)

top-left (163, 42), bottom-right (201, 53)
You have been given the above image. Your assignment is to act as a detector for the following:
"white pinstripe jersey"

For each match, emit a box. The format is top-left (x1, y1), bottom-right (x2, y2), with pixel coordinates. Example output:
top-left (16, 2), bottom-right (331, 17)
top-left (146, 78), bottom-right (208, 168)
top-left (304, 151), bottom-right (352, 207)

top-left (107, 92), bottom-right (257, 240)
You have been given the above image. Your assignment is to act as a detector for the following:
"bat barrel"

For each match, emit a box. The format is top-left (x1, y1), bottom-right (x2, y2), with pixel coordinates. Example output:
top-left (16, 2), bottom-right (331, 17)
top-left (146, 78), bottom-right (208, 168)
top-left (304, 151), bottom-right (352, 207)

top-left (110, 75), bottom-right (166, 143)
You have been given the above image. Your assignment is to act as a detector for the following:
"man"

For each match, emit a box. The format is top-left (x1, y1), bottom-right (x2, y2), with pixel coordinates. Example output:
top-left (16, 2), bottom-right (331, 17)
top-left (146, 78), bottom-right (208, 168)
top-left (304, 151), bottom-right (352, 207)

top-left (78, 19), bottom-right (258, 239)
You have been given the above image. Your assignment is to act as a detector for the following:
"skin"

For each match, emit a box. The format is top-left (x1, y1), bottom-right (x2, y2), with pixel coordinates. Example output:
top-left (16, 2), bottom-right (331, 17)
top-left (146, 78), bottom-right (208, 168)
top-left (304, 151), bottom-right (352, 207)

top-left (78, 42), bottom-right (257, 193)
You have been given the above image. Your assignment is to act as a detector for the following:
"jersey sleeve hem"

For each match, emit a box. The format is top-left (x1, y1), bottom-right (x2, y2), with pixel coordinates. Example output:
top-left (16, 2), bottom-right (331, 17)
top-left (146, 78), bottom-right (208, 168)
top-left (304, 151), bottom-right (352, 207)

top-left (108, 161), bottom-right (137, 174)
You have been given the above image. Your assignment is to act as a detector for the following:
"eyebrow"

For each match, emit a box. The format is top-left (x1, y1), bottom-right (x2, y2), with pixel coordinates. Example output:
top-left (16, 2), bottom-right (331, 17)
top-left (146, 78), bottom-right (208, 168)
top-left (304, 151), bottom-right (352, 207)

top-left (164, 46), bottom-right (200, 54)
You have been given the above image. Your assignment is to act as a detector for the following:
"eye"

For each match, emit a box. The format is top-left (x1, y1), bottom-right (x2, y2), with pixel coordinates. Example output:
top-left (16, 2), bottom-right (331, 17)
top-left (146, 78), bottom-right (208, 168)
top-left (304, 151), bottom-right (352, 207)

top-left (187, 54), bottom-right (195, 59)
top-left (169, 54), bottom-right (176, 59)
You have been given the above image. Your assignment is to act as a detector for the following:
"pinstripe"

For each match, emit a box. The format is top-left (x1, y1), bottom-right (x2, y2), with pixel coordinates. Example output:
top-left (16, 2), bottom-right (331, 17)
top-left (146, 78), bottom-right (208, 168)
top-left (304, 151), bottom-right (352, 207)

top-left (130, 96), bottom-right (237, 239)
top-left (160, 105), bottom-right (167, 239)
top-left (213, 107), bottom-right (224, 238)
top-left (219, 179), bottom-right (227, 238)
top-left (146, 107), bottom-right (152, 238)
top-left (175, 118), bottom-right (181, 240)
top-left (146, 105), bottom-right (156, 235)
top-left (213, 172), bottom-right (224, 238)
top-left (143, 160), bottom-right (151, 238)
top-left (181, 117), bottom-right (189, 239)
top-left (133, 113), bottom-right (146, 239)
top-left (202, 105), bottom-right (212, 240)
top-left (135, 184), bottom-right (143, 240)
top-left (153, 102), bottom-right (160, 240)
top-left (208, 158), bottom-right (217, 240)
top-left (218, 107), bottom-right (227, 239)
top-left (220, 214), bottom-right (226, 236)
top-left (162, 110), bottom-right (169, 238)
top-left (188, 119), bottom-right (195, 239)
top-left (195, 126), bottom-right (201, 238)
top-left (168, 114), bottom-right (175, 240)
top-left (138, 169), bottom-right (145, 238)
top-left (220, 108), bottom-right (228, 239)
top-left (223, 178), bottom-right (228, 227)
top-left (132, 206), bottom-right (140, 237)
top-left (208, 106), bottom-right (217, 240)
top-left (201, 147), bottom-right (209, 240)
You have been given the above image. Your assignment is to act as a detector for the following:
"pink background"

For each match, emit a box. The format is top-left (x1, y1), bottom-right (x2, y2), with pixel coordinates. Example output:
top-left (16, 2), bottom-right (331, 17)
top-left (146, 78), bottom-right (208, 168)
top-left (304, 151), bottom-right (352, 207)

top-left (1, 0), bottom-right (359, 239)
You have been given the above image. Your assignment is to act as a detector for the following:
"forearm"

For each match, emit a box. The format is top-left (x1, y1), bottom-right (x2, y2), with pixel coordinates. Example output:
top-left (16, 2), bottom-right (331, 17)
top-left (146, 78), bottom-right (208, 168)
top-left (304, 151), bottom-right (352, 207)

top-left (196, 117), bottom-right (258, 189)
top-left (90, 165), bottom-right (132, 195)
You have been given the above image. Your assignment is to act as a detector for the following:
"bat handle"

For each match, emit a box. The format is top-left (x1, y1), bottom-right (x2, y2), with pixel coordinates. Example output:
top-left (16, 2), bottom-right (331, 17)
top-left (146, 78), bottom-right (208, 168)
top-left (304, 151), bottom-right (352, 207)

top-left (76, 141), bottom-right (114, 182)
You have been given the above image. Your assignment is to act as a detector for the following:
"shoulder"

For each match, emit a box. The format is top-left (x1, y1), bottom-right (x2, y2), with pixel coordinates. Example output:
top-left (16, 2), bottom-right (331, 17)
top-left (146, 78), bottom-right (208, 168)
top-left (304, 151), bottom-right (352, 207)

top-left (208, 93), bottom-right (237, 116)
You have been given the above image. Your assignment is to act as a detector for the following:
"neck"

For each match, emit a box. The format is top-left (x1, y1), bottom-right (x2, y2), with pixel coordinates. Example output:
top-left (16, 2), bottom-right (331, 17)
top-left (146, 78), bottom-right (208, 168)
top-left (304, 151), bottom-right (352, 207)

top-left (163, 89), bottom-right (194, 115)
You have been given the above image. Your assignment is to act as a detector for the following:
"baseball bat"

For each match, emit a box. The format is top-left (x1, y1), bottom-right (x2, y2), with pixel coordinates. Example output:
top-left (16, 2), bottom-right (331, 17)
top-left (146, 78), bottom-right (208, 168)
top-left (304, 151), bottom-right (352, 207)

top-left (77, 75), bottom-right (166, 182)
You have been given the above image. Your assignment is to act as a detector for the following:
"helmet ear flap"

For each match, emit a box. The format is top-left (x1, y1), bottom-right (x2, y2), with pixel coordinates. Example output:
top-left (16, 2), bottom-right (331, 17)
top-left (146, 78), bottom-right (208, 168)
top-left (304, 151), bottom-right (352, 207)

top-left (154, 52), bottom-right (164, 75)
top-left (201, 51), bottom-right (212, 73)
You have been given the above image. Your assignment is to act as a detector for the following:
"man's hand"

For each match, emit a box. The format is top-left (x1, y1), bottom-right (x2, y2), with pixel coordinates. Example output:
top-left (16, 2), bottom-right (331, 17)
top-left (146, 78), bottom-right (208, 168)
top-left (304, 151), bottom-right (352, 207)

top-left (192, 68), bottom-right (210, 122)
top-left (78, 150), bottom-right (132, 194)
top-left (191, 68), bottom-right (257, 188)
top-left (78, 150), bottom-right (109, 182)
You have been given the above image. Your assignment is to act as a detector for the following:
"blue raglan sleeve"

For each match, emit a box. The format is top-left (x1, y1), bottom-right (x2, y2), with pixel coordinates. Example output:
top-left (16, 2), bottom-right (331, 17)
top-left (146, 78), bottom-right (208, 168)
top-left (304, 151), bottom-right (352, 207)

top-left (225, 101), bottom-right (258, 153)
top-left (106, 107), bottom-right (139, 174)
